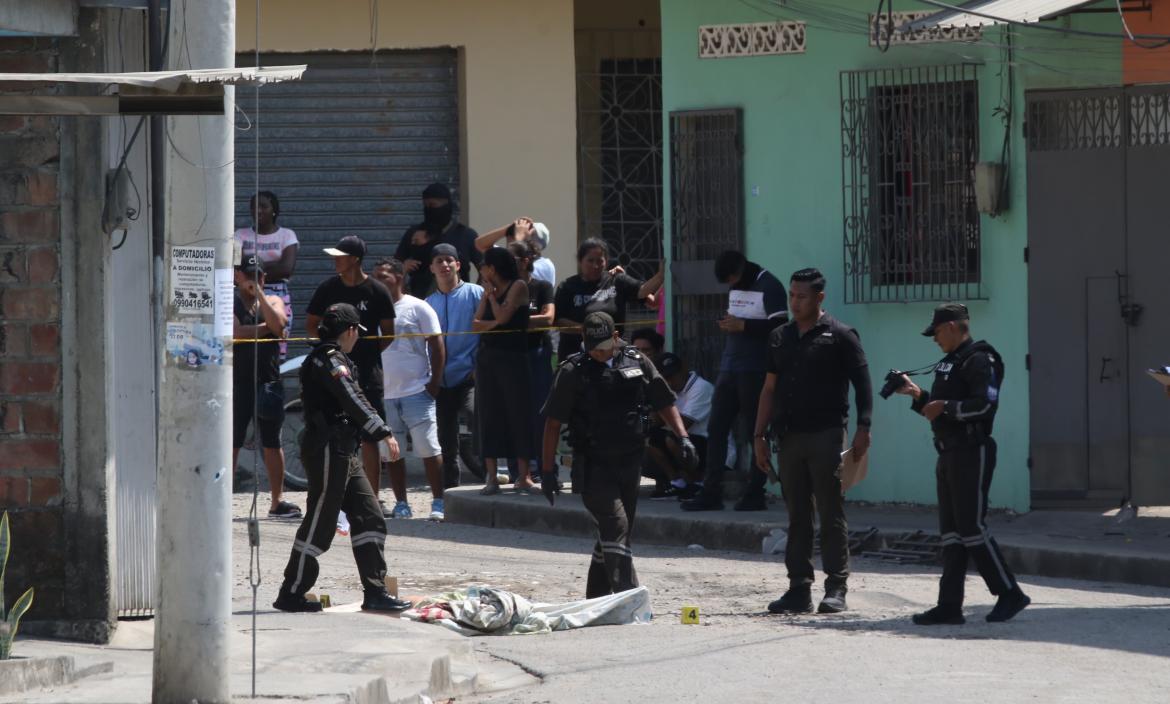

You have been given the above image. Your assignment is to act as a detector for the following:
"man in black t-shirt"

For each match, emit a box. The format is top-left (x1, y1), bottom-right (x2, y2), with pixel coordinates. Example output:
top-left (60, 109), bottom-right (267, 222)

top-left (395, 182), bottom-right (482, 298)
top-left (306, 235), bottom-right (397, 513)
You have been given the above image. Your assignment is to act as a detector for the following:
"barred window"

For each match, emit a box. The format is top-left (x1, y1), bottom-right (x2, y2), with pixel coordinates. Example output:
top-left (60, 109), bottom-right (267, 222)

top-left (840, 65), bottom-right (982, 303)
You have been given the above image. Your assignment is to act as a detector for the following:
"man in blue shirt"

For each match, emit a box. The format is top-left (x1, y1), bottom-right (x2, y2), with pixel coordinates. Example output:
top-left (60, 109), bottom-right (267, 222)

top-left (425, 243), bottom-right (485, 487)
top-left (682, 250), bottom-right (788, 512)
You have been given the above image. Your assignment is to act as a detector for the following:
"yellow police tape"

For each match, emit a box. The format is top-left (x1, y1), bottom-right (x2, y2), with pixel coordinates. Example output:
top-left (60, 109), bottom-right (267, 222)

top-left (231, 318), bottom-right (663, 344)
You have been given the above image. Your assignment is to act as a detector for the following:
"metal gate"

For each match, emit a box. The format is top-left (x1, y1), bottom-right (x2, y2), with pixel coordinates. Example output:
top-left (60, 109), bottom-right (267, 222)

top-left (668, 108), bottom-right (744, 379)
top-left (1026, 85), bottom-right (1170, 507)
top-left (576, 57), bottom-right (663, 281)
top-left (234, 50), bottom-right (461, 357)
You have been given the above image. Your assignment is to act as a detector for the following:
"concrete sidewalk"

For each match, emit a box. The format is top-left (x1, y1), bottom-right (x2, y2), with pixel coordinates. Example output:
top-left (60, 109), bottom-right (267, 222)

top-left (445, 484), bottom-right (1170, 589)
top-left (5, 605), bottom-right (534, 703)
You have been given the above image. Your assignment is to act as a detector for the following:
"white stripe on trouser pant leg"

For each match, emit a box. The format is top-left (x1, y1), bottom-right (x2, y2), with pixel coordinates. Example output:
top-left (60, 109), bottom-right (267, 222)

top-left (601, 541), bottom-right (632, 557)
top-left (976, 444), bottom-right (1013, 590)
top-left (940, 532), bottom-right (961, 546)
top-left (592, 546), bottom-right (604, 564)
top-left (350, 531), bottom-right (385, 548)
top-left (291, 449), bottom-right (332, 594)
top-left (293, 540), bottom-right (323, 557)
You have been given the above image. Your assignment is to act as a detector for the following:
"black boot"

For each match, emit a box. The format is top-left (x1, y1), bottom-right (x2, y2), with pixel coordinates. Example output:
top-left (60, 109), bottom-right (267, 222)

top-left (767, 588), bottom-right (813, 614)
top-left (362, 589), bottom-right (412, 612)
top-left (912, 604), bottom-right (965, 625)
top-left (273, 592), bottom-right (323, 613)
top-left (681, 491), bottom-right (724, 512)
top-left (985, 588), bottom-right (1030, 623)
top-left (818, 586), bottom-right (848, 614)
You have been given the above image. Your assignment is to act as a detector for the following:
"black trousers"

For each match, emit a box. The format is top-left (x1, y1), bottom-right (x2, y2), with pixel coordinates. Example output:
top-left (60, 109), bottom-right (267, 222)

top-left (279, 424), bottom-right (387, 597)
top-left (436, 378), bottom-right (483, 488)
top-left (777, 427), bottom-right (850, 592)
top-left (936, 438), bottom-right (1017, 606)
top-left (582, 452), bottom-right (643, 599)
top-left (701, 371), bottom-right (767, 498)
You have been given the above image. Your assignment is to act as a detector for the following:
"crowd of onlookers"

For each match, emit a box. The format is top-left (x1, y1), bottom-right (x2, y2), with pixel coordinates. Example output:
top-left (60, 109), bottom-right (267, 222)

top-left (232, 182), bottom-right (781, 523)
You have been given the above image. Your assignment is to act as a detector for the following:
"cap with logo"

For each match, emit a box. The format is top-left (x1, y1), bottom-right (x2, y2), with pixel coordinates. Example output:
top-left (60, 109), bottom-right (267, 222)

top-left (922, 302), bottom-right (970, 337)
top-left (236, 254), bottom-right (265, 275)
top-left (323, 235), bottom-right (367, 259)
top-left (319, 302), bottom-right (366, 339)
top-left (582, 311), bottom-right (618, 352)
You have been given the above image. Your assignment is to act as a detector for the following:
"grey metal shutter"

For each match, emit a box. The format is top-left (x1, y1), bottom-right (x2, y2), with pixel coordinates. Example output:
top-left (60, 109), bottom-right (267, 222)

top-left (234, 50), bottom-right (460, 353)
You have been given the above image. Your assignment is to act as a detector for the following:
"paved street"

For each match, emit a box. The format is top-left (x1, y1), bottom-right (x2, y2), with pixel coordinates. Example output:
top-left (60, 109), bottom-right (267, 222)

top-left (232, 479), bottom-right (1170, 704)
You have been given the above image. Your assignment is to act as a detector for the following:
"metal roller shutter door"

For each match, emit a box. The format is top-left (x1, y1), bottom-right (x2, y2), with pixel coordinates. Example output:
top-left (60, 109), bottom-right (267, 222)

top-left (234, 50), bottom-right (460, 354)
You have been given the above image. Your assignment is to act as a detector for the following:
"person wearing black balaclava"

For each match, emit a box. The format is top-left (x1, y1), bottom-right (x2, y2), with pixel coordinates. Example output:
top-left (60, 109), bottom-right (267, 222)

top-left (395, 182), bottom-right (482, 299)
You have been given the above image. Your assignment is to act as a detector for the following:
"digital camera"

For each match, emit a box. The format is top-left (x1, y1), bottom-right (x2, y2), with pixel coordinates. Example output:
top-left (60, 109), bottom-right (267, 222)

top-left (879, 369), bottom-right (907, 400)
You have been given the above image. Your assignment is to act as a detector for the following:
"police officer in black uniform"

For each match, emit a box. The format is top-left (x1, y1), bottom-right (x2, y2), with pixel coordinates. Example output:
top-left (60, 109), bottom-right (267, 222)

top-left (896, 303), bottom-right (1030, 625)
top-left (540, 312), bottom-right (696, 598)
top-left (274, 303), bottom-right (411, 613)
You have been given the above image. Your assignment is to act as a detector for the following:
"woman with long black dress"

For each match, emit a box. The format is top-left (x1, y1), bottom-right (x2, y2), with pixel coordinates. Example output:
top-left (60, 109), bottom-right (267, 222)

top-left (473, 247), bottom-right (534, 494)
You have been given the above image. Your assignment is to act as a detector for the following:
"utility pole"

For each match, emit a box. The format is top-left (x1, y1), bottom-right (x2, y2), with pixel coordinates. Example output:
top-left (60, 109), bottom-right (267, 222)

top-left (152, 1), bottom-right (235, 702)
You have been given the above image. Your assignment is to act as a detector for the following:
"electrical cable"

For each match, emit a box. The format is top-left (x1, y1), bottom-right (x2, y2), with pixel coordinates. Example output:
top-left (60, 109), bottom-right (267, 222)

top-left (1115, 0), bottom-right (1170, 49)
top-left (248, 1), bottom-right (263, 698)
top-left (875, 0), bottom-right (894, 52)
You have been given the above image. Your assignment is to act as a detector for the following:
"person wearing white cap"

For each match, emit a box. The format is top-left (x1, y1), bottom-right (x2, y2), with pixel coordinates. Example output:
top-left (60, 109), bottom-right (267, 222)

top-left (475, 217), bottom-right (556, 285)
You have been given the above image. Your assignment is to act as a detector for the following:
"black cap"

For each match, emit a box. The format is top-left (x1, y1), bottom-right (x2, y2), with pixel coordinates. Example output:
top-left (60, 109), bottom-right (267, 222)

top-left (422, 182), bottom-right (451, 200)
top-left (922, 302), bottom-right (970, 337)
top-left (432, 243), bottom-right (459, 259)
top-left (323, 235), bottom-right (366, 259)
top-left (582, 312), bottom-right (617, 352)
top-left (236, 254), bottom-right (264, 275)
top-left (319, 302), bottom-right (366, 339)
top-left (658, 352), bottom-right (684, 378)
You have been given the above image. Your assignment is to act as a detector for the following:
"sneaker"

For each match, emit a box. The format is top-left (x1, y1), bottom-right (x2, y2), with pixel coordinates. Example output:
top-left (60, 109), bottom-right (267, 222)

top-left (912, 605), bottom-right (966, 625)
top-left (495, 472), bottom-right (510, 485)
top-left (680, 492), bottom-right (724, 512)
top-left (734, 492), bottom-right (767, 512)
top-left (362, 590), bottom-right (411, 612)
top-left (677, 483), bottom-right (702, 501)
top-left (428, 499), bottom-right (445, 522)
top-left (985, 589), bottom-right (1031, 623)
top-left (767, 589), bottom-right (814, 614)
top-left (391, 500), bottom-right (412, 519)
top-left (818, 587), bottom-right (848, 614)
top-left (650, 485), bottom-right (681, 501)
top-left (379, 500), bottom-right (394, 519)
top-left (272, 593), bottom-right (323, 613)
top-left (268, 500), bottom-right (302, 519)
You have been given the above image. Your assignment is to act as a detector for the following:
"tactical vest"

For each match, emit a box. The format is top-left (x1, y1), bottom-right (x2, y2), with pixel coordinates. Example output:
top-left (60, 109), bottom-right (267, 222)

top-left (567, 347), bottom-right (650, 457)
top-left (300, 342), bottom-right (350, 429)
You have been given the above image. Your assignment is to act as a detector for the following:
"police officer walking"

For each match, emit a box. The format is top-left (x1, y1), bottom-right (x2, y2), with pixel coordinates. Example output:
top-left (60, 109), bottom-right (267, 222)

top-left (540, 312), bottom-right (695, 598)
top-left (896, 303), bottom-right (1030, 625)
top-left (274, 303), bottom-right (411, 613)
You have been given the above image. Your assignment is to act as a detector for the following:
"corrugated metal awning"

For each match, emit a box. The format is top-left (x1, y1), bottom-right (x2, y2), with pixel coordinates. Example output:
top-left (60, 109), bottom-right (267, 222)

top-left (904, 1), bottom-right (1098, 30)
top-left (0, 65), bottom-right (306, 91)
top-left (0, 65), bottom-right (306, 115)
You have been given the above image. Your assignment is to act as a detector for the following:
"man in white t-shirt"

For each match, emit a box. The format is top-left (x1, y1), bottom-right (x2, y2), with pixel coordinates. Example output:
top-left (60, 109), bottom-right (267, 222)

top-left (646, 352), bottom-right (713, 501)
top-left (372, 258), bottom-right (448, 521)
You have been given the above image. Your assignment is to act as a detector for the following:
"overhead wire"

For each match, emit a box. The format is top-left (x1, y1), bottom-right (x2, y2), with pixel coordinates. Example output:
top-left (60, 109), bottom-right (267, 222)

top-left (248, 0), bottom-right (263, 699)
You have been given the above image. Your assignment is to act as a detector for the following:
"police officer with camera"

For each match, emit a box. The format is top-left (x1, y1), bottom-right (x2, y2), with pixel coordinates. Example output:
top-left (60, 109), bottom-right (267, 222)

top-left (274, 303), bottom-right (411, 613)
top-left (540, 312), bottom-right (694, 598)
top-left (895, 303), bottom-right (1030, 625)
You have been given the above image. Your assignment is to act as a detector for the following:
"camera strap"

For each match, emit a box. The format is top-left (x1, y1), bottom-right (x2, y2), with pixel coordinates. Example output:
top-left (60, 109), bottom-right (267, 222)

top-left (900, 362), bottom-right (939, 378)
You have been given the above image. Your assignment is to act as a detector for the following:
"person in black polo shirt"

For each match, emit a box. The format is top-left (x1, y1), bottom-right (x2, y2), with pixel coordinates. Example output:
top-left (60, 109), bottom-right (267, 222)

top-left (395, 183), bottom-right (482, 298)
top-left (305, 235), bottom-right (397, 515)
top-left (754, 268), bottom-right (872, 615)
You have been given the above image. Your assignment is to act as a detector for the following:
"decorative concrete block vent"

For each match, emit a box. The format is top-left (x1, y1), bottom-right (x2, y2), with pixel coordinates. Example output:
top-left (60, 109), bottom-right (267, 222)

top-left (698, 21), bottom-right (806, 59)
top-left (868, 11), bottom-right (983, 46)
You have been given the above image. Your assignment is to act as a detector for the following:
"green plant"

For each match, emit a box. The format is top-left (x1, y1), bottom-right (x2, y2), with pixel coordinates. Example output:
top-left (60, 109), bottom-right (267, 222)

top-left (0, 511), bottom-right (35, 660)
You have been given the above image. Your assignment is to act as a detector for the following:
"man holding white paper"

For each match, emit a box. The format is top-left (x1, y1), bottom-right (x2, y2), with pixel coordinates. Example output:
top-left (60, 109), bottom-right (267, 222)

top-left (682, 250), bottom-right (788, 512)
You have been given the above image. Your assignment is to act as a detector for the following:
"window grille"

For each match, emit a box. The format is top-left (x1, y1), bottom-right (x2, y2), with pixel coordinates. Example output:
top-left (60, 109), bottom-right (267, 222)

top-left (840, 64), bottom-right (982, 303)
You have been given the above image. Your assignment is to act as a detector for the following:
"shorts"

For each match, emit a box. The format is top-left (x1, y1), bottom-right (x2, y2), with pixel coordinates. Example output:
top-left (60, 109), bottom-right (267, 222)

top-left (382, 390), bottom-right (442, 459)
top-left (233, 380), bottom-right (284, 449)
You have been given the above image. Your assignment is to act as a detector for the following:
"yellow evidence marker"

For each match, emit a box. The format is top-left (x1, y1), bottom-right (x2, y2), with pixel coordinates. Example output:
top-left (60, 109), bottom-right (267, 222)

top-left (681, 605), bottom-right (700, 624)
top-left (318, 594), bottom-right (332, 608)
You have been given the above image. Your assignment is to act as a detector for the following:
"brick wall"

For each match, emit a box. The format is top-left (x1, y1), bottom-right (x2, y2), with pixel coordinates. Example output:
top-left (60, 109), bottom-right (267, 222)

top-left (0, 38), bottom-right (66, 622)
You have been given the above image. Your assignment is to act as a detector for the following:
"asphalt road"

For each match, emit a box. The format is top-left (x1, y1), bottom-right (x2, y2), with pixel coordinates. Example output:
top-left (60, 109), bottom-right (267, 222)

top-left (232, 479), bottom-right (1170, 704)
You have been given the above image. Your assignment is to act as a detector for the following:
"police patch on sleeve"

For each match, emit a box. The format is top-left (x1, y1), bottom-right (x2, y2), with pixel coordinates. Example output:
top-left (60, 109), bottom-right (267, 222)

top-left (619, 367), bottom-right (644, 379)
top-left (329, 363), bottom-right (350, 378)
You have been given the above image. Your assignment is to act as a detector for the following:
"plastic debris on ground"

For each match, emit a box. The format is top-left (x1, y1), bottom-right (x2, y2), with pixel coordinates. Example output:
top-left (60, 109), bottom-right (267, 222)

top-left (403, 585), bottom-right (652, 636)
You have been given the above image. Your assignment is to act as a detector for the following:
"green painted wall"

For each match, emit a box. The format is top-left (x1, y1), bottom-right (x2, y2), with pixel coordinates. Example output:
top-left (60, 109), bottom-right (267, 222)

top-left (660, 0), bottom-right (1123, 511)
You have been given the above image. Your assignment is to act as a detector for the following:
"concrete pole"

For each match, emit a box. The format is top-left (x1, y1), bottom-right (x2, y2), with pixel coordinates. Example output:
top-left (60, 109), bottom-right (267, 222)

top-left (151, 1), bottom-right (235, 703)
